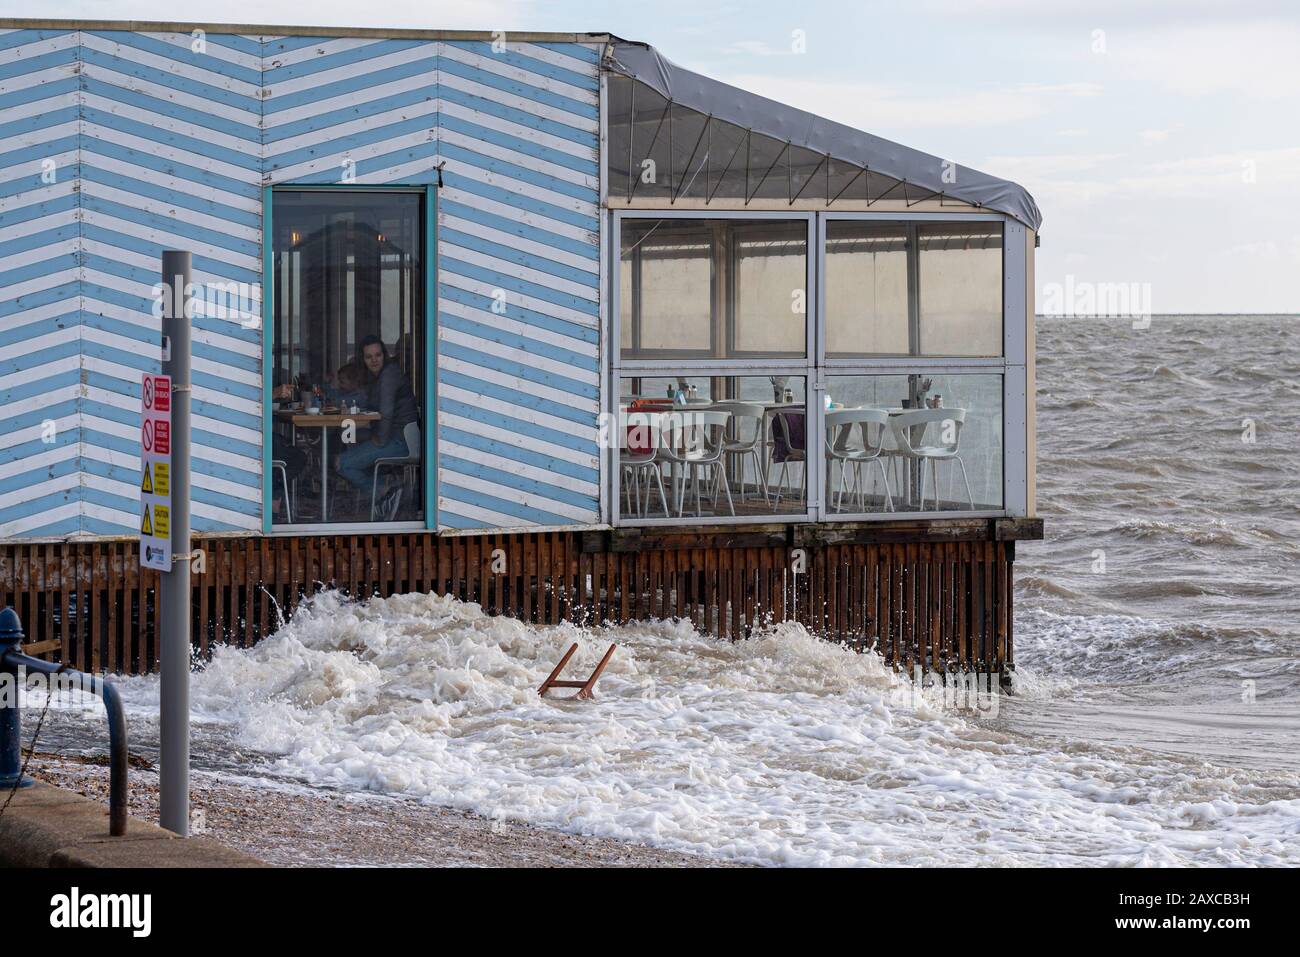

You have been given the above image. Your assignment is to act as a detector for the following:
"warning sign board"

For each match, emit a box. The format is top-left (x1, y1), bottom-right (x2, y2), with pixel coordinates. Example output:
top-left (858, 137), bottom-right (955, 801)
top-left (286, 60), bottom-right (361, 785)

top-left (154, 462), bottom-right (169, 496)
top-left (141, 373), bottom-right (172, 572)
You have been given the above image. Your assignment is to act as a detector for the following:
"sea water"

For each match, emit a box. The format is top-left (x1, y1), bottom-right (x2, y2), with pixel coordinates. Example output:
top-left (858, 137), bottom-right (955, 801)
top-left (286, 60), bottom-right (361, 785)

top-left (42, 315), bottom-right (1300, 866)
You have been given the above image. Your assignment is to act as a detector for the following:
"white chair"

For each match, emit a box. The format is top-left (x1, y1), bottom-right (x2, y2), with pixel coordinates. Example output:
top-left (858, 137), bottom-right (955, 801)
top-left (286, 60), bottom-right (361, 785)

top-left (656, 410), bottom-right (734, 517)
top-left (620, 411), bottom-right (670, 517)
top-left (271, 459), bottom-right (293, 523)
top-left (370, 421), bottom-right (421, 521)
top-left (824, 409), bottom-right (894, 512)
top-left (889, 409), bottom-right (974, 510)
top-left (711, 401), bottom-right (769, 505)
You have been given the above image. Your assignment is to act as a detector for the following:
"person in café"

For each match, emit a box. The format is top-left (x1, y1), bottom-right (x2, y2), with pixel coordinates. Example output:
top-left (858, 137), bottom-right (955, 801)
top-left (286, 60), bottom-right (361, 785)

top-left (337, 335), bottom-right (419, 504)
top-left (325, 362), bottom-right (366, 410)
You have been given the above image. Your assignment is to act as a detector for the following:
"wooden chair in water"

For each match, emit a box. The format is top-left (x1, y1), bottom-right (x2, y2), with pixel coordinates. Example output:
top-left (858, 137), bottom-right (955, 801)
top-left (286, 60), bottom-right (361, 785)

top-left (538, 643), bottom-right (618, 700)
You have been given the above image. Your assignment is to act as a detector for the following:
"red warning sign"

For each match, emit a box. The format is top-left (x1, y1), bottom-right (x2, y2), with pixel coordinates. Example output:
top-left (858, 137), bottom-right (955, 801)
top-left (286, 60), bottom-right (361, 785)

top-left (141, 409), bottom-right (171, 454)
top-left (151, 375), bottom-right (170, 413)
top-left (143, 375), bottom-right (170, 412)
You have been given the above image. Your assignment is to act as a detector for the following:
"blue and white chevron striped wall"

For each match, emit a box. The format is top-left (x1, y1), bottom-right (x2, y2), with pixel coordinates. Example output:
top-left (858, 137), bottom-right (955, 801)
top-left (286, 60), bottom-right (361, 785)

top-left (0, 27), bottom-right (602, 540)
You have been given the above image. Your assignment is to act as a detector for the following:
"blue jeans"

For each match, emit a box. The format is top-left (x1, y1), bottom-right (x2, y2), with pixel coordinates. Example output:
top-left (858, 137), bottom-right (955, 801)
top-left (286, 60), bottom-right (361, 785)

top-left (337, 434), bottom-right (409, 497)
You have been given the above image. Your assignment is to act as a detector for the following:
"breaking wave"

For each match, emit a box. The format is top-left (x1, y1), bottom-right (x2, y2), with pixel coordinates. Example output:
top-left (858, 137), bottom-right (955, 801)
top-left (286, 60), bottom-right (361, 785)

top-left (108, 590), bottom-right (1300, 866)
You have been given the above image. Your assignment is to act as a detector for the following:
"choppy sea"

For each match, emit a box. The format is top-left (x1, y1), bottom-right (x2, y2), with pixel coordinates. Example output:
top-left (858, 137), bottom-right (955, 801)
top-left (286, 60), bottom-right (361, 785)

top-left (40, 315), bottom-right (1300, 866)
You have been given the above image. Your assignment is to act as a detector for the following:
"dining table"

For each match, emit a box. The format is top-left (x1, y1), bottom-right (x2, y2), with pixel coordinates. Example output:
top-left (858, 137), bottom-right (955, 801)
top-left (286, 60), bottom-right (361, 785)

top-left (274, 408), bottom-right (381, 522)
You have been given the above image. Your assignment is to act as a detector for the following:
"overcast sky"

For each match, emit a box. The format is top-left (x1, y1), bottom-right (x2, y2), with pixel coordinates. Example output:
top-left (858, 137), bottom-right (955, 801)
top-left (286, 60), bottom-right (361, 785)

top-left (15, 0), bottom-right (1300, 313)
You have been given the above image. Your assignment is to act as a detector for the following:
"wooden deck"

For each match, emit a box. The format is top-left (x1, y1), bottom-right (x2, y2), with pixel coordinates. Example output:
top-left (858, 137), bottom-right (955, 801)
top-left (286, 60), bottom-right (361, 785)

top-left (0, 518), bottom-right (1040, 677)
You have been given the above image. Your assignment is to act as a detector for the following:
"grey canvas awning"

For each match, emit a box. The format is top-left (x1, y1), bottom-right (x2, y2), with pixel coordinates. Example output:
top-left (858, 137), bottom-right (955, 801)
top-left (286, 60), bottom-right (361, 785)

top-left (605, 41), bottom-right (1041, 230)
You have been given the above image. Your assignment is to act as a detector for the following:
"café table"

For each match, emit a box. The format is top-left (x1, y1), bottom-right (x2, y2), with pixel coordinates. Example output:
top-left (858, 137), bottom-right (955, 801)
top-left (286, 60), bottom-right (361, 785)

top-left (274, 408), bottom-right (381, 521)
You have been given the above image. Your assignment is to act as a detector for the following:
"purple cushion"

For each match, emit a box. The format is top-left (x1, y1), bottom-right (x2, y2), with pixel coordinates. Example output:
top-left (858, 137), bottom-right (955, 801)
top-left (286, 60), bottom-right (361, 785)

top-left (771, 411), bottom-right (805, 462)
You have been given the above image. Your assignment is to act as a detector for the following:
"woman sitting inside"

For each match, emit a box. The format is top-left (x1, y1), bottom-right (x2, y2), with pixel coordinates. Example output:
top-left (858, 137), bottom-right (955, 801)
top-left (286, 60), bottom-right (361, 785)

top-left (337, 335), bottom-right (418, 509)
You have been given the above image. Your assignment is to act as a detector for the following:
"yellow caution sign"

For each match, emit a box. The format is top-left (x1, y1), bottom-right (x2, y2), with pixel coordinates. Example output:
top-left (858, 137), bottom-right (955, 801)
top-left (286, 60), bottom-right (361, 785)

top-left (141, 462), bottom-right (154, 494)
top-left (154, 462), bottom-right (170, 496)
top-left (154, 504), bottom-right (170, 538)
top-left (141, 505), bottom-right (153, 535)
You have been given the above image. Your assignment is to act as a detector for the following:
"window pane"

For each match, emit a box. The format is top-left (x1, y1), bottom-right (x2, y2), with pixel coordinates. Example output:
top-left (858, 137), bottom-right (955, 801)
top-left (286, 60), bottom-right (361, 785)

top-left (271, 190), bottom-right (424, 526)
top-left (918, 223), bottom-right (1002, 356)
top-left (731, 222), bottom-right (807, 357)
top-left (621, 220), bottom-right (714, 356)
top-left (605, 73), bottom-right (633, 201)
top-left (824, 222), bottom-right (909, 356)
top-left (824, 373), bottom-right (1002, 513)
top-left (619, 218), bottom-right (807, 360)
top-left (824, 220), bottom-right (1004, 358)
top-left (618, 375), bottom-right (809, 520)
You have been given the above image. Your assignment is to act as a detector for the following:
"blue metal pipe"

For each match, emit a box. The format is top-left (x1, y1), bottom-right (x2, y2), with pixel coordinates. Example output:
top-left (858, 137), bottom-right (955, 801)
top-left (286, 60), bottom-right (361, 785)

top-left (0, 606), bottom-right (129, 837)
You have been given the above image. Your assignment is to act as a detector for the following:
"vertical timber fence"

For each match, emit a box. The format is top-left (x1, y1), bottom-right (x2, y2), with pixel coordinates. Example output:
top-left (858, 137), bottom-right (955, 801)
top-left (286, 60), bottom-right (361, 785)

top-left (0, 520), bottom-right (1037, 678)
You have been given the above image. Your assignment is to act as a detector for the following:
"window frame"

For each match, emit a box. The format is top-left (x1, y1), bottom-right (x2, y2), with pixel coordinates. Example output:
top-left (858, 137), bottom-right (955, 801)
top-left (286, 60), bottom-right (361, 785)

top-left (818, 368), bottom-right (1008, 520)
top-left (611, 209), bottom-right (817, 527)
top-left (261, 184), bottom-right (438, 535)
top-left (616, 212), bottom-right (817, 369)
top-left (818, 211), bottom-right (1016, 521)
top-left (608, 208), bottom-right (1022, 527)
top-left (820, 211), bottom-right (1007, 366)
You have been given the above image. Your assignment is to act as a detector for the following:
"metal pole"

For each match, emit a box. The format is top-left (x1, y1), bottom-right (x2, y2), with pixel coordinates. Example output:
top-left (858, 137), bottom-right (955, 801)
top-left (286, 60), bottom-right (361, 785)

top-left (159, 250), bottom-right (191, 836)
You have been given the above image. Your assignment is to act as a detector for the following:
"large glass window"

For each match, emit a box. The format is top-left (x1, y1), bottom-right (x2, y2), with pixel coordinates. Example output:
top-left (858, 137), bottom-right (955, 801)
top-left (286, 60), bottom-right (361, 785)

top-left (619, 218), bottom-right (807, 360)
top-left (824, 374), bottom-right (1003, 513)
top-left (618, 375), bottom-right (809, 520)
top-left (270, 190), bottom-right (425, 527)
top-left (825, 220), bottom-right (1003, 358)
top-left (614, 213), bottom-right (1009, 526)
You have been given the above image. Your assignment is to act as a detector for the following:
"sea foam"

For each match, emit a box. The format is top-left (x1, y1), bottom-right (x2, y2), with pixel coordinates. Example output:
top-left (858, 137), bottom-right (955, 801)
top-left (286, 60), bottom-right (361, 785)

top-left (108, 590), bottom-right (1300, 867)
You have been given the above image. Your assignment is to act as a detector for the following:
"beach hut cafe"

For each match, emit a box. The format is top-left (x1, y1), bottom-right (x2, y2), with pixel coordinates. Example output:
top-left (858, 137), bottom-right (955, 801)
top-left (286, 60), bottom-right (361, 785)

top-left (0, 19), bottom-right (1042, 677)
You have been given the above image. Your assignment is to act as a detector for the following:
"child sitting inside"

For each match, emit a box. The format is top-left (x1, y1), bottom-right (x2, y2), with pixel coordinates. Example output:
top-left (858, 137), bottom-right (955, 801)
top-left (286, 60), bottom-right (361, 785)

top-left (326, 363), bottom-right (367, 410)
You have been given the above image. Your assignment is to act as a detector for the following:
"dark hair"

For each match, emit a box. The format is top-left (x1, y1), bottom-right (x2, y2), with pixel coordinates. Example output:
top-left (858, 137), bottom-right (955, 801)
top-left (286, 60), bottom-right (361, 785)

top-left (336, 362), bottom-right (362, 387)
top-left (358, 335), bottom-right (387, 373)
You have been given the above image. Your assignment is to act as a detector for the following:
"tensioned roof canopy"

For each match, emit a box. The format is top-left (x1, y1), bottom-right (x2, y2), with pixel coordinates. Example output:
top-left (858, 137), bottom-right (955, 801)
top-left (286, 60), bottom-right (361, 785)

top-left (605, 41), bottom-right (1042, 230)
